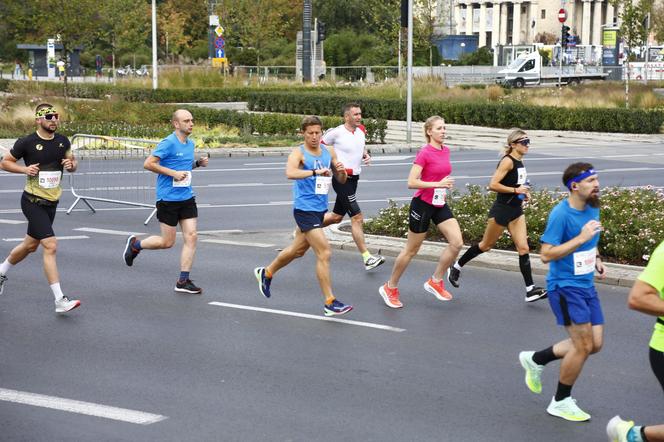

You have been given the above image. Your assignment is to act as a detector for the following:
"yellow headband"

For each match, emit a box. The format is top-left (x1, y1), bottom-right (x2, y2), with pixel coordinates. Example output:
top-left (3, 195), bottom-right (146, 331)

top-left (35, 107), bottom-right (57, 117)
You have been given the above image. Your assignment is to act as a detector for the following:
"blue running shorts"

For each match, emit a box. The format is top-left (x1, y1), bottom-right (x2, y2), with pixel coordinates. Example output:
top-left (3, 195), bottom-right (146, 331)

top-left (548, 285), bottom-right (604, 326)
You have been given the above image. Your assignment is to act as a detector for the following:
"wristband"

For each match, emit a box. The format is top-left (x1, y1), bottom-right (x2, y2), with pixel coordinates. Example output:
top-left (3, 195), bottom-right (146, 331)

top-left (311, 169), bottom-right (316, 177)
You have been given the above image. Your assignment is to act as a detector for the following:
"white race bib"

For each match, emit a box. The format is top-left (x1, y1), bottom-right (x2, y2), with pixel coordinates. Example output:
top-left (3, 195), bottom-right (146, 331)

top-left (38, 171), bottom-right (61, 189)
top-left (573, 248), bottom-right (597, 275)
top-left (315, 176), bottom-right (332, 195)
top-left (173, 171), bottom-right (192, 187)
top-left (516, 167), bottom-right (527, 185)
top-left (432, 188), bottom-right (447, 207)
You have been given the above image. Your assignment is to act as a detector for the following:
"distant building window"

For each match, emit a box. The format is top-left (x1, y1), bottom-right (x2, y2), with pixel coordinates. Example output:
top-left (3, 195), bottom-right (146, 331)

top-left (541, 9), bottom-right (546, 19)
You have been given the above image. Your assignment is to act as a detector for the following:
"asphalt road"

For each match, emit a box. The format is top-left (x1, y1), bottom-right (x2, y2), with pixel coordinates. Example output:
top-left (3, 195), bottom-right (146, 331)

top-left (0, 145), bottom-right (663, 441)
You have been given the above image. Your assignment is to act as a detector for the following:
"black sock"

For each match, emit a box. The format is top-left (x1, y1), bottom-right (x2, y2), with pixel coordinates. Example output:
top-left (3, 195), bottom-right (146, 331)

top-left (458, 244), bottom-right (484, 267)
top-left (519, 254), bottom-right (534, 287)
top-left (554, 382), bottom-right (573, 402)
top-left (532, 346), bottom-right (558, 366)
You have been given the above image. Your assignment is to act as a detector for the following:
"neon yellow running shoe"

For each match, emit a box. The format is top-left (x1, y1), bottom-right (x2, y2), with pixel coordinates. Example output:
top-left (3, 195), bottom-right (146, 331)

top-left (606, 415), bottom-right (635, 442)
top-left (519, 351), bottom-right (544, 394)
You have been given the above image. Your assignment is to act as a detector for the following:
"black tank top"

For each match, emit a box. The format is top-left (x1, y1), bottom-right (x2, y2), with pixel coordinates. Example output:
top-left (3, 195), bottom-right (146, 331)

top-left (496, 155), bottom-right (526, 206)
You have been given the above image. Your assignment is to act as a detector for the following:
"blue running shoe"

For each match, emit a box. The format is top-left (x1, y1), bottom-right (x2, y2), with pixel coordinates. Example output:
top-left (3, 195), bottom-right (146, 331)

top-left (324, 299), bottom-right (353, 316)
top-left (254, 267), bottom-right (271, 298)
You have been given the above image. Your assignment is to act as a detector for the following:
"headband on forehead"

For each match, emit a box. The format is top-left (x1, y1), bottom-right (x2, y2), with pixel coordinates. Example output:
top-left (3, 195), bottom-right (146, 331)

top-left (566, 168), bottom-right (597, 190)
top-left (35, 107), bottom-right (57, 117)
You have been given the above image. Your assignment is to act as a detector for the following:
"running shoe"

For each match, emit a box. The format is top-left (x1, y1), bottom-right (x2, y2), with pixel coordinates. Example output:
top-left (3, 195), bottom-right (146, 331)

top-left (424, 277), bottom-right (453, 301)
top-left (324, 299), bottom-right (353, 316)
top-left (123, 235), bottom-right (140, 267)
top-left (55, 296), bottom-right (81, 314)
top-left (254, 267), bottom-right (272, 298)
top-left (546, 396), bottom-right (591, 422)
top-left (606, 415), bottom-right (635, 442)
top-left (519, 351), bottom-right (544, 394)
top-left (174, 279), bottom-right (202, 294)
top-left (379, 283), bottom-right (403, 308)
top-left (0, 274), bottom-right (7, 295)
top-left (447, 265), bottom-right (461, 288)
top-left (525, 286), bottom-right (548, 303)
top-left (364, 254), bottom-right (385, 271)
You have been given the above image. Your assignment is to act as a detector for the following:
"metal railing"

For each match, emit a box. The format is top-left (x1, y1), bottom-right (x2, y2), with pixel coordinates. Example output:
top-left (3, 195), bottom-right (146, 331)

top-left (67, 134), bottom-right (158, 225)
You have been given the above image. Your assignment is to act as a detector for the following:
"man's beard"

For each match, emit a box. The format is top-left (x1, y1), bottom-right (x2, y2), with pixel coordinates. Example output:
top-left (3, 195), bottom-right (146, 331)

top-left (587, 193), bottom-right (600, 208)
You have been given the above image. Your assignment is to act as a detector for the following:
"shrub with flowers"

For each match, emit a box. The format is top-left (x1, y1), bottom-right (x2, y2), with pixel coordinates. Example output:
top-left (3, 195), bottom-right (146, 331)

top-left (364, 185), bottom-right (664, 266)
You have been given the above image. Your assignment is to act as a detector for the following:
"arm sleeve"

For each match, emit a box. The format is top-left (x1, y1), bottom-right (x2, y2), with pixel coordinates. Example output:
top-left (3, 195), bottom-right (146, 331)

top-left (540, 208), bottom-right (564, 246)
top-left (9, 137), bottom-right (26, 160)
top-left (639, 242), bottom-right (664, 293)
top-left (151, 138), bottom-right (170, 160)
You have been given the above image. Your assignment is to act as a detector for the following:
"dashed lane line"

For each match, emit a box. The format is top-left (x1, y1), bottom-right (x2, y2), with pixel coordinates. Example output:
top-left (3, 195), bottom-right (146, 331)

top-left (2, 235), bottom-right (89, 242)
top-left (201, 239), bottom-right (274, 248)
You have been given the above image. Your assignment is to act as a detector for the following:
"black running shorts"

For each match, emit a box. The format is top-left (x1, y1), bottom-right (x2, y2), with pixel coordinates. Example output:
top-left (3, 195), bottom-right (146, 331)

top-left (488, 201), bottom-right (523, 227)
top-left (650, 347), bottom-right (664, 394)
top-left (21, 192), bottom-right (58, 240)
top-left (332, 175), bottom-right (361, 217)
top-left (408, 196), bottom-right (454, 234)
top-left (156, 197), bottom-right (198, 227)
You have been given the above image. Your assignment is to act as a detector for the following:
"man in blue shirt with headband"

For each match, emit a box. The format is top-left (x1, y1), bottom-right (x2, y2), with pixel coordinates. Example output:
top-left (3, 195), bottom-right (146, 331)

top-left (518, 162), bottom-right (606, 422)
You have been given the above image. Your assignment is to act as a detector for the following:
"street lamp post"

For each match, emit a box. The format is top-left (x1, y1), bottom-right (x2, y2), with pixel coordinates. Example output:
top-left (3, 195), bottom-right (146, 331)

top-left (151, 0), bottom-right (158, 90)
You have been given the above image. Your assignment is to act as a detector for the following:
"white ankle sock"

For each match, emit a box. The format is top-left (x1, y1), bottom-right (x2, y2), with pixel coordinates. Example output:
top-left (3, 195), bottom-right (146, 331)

top-left (50, 283), bottom-right (64, 301)
top-left (0, 258), bottom-right (13, 275)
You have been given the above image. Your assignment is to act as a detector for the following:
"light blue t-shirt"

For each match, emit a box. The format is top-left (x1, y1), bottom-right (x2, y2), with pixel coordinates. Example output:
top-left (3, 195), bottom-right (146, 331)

top-left (293, 145), bottom-right (331, 212)
top-left (541, 198), bottom-right (600, 290)
top-left (152, 132), bottom-right (195, 202)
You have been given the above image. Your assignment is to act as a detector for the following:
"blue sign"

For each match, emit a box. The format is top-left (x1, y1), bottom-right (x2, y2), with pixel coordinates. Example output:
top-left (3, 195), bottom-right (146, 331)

top-left (214, 37), bottom-right (225, 49)
top-left (216, 49), bottom-right (225, 58)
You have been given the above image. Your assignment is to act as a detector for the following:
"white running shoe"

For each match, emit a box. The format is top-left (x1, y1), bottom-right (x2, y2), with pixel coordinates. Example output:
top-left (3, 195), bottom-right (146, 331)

top-left (0, 274), bottom-right (7, 295)
top-left (546, 396), bottom-right (591, 422)
top-left (55, 296), bottom-right (81, 314)
top-left (606, 415), bottom-right (634, 442)
top-left (364, 254), bottom-right (385, 270)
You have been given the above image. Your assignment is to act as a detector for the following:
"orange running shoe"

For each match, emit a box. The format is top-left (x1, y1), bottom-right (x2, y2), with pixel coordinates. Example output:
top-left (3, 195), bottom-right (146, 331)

top-left (379, 283), bottom-right (403, 308)
top-left (424, 277), bottom-right (453, 301)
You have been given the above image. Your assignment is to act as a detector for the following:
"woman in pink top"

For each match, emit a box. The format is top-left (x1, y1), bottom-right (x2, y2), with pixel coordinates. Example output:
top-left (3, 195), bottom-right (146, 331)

top-left (379, 116), bottom-right (463, 308)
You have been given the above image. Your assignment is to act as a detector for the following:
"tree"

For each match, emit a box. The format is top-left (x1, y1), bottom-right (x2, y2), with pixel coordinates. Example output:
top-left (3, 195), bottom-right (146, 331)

top-left (98, 0), bottom-right (150, 78)
top-left (414, 0), bottom-right (439, 68)
top-left (158, 1), bottom-right (191, 61)
top-left (652, 2), bottom-right (664, 44)
top-left (611, 0), bottom-right (653, 59)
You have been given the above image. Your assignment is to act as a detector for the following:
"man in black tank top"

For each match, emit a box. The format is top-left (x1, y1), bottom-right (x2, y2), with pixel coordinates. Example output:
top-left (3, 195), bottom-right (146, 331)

top-left (448, 129), bottom-right (547, 303)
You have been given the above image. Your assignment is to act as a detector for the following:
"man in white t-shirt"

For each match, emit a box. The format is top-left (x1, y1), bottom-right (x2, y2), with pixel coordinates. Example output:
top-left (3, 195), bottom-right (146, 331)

top-left (321, 103), bottom-right (385, 270)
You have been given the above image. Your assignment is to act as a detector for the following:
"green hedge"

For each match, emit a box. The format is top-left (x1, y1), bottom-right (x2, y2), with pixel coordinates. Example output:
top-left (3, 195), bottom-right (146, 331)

top-left (247, 91), bottom-right (664, 134)
top-left (364, 185), bottom-right (664, 265)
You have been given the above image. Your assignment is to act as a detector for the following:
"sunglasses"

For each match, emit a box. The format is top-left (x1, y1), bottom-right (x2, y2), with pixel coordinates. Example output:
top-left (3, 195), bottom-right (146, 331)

top-left (516, 138), bottom-right (530, 146)
top-left (42, 114), bottom-right (59, 121)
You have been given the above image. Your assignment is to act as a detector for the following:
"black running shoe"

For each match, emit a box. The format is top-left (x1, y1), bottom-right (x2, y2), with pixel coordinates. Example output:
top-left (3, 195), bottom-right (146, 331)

top-left (175, 279), bottom-right (202, 294)
top-left (253, 267), bottom-right (271, 298)
top-left (525, 286), bottom-right (548, 303)
top-left (123, 235), bottom-right (140, 267)
top-left (447, 265), bottom-right (461, 288)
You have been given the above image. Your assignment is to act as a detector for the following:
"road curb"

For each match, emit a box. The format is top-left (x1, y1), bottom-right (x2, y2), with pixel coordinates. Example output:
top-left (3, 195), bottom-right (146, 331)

top-left (325, 221), bottom-right (643, 289)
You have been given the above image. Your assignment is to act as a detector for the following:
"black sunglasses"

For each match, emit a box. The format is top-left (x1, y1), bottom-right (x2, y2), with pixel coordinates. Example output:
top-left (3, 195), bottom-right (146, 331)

top-left (516, 138), bottom-right (530, 146)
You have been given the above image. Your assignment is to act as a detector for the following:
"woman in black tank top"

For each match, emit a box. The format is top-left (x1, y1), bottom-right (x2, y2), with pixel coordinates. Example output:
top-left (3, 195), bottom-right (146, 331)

top-left (447, 129), bottom-right (547, 303)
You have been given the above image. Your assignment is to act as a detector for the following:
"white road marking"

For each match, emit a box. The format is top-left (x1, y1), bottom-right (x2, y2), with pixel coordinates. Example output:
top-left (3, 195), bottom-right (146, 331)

top-left (2, 235), bottom-right (89, 242)
top-left (197, 229), bottom-right (243, 234)
top-left (0, 219), bottom-right (26, 224)
top-left (0, 388), bottom-right (167, 425)
top-left (208, 301), bottom-right (406, 332)
top-left (201, 239), bottom-right (274, 248)
top-left (74, 227), bottom-right (145, 236)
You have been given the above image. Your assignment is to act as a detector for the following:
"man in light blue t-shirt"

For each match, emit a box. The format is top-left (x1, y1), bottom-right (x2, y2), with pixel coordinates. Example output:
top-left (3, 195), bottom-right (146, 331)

top-left (518, 162), bottom-right (606, 423)
top-left (122, 109), bottom-right (209, 294)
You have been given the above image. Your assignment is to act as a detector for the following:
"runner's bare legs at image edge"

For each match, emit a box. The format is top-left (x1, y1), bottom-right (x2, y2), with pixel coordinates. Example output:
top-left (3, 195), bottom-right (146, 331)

top-left (254, 116), bottom-right (353, 316)
top-left (518, 163), bottom-right (605, 422)
top-left (0, 103), bottom-right (80, 313)
top-left (606, 239), bottom-right (664, 442)
top-left (320, 103), bottom-right (384, 270)
top-left (122, 109), bottom-right (209, 294)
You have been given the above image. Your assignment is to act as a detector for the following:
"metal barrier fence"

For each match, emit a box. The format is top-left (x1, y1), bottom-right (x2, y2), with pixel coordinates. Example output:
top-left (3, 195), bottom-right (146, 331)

top-left (67, 134), bottom-right (158, 225)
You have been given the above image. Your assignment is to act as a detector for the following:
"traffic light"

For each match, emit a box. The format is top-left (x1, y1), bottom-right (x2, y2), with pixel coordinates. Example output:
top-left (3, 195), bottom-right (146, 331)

top-left (561, 25), bottom-right (571, 48)
top-left (401, 0), bottom-right (408, 27)
top-left (318, 21), bottom-right (326, 42)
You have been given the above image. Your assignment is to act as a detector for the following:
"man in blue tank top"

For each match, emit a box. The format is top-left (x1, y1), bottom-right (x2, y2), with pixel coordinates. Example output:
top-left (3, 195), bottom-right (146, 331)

top-left (254, 116), bottom-right (353, 316)
top-left (518, 162), bottom-right (606, 422)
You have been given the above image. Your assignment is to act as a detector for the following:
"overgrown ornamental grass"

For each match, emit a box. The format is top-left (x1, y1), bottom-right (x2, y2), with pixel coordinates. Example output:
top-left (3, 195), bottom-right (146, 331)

top-left (364, 185), bottom-right (664, 266)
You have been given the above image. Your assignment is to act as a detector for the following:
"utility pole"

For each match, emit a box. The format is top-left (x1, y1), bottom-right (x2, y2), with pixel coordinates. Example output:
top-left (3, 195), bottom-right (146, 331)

top-left (151, 0), bottom-right (158, 90)
top-left (302, 0), bottom-right (312, 83)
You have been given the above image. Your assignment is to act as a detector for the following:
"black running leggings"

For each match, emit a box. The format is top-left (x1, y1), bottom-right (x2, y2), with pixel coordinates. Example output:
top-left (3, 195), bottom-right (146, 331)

top-left (650, 347), bottom-right (664, 393)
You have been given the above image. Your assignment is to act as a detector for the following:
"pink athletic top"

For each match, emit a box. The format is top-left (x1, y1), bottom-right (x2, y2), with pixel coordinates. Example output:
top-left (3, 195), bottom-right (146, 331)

top-left (413, 144), bottom-right (452, 205)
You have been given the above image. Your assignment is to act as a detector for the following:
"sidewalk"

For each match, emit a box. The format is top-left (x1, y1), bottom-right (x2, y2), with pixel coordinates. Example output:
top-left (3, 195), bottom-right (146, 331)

top-left (325, 221), bottom-right (643, 289)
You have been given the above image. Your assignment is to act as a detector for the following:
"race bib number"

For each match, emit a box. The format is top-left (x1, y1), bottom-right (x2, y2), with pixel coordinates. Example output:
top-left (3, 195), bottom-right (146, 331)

top-left (516, 167), bottom-right (527, 185)
top-left (38, 171), bottom-right (61, 189)
top-left (432, 188), bottom-right (447, 207)
top-left (173, 171), bottom-right (192, 187)
top-left (573, 248), bottom-right (597, 275)
top-left (315, 176), bottom-right (332, 195)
